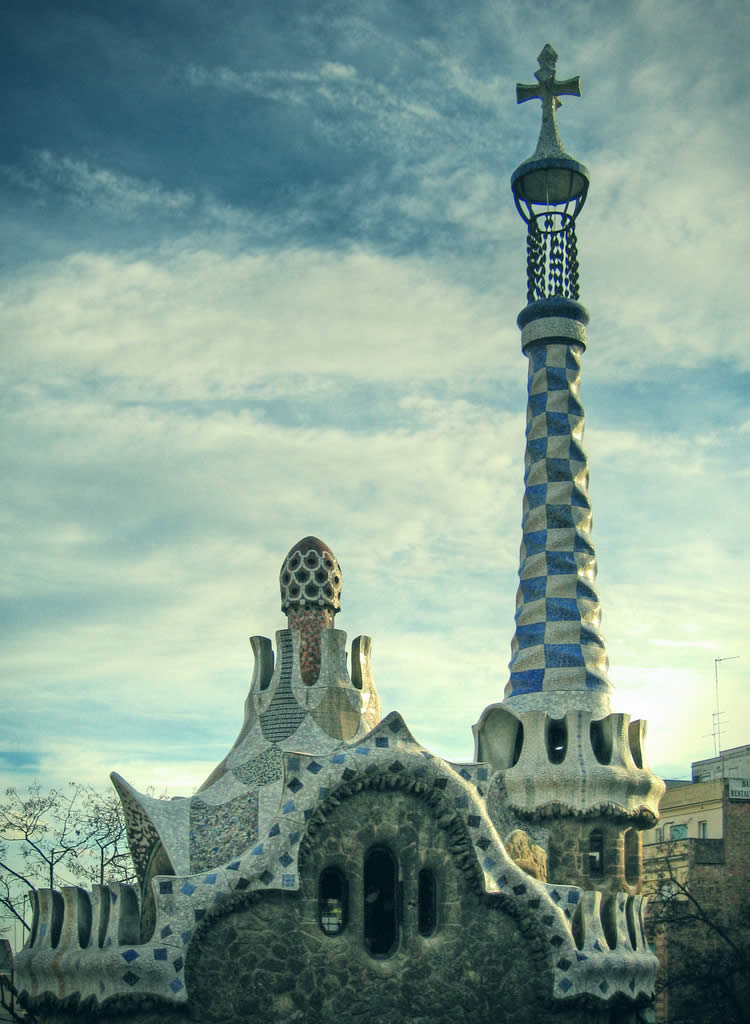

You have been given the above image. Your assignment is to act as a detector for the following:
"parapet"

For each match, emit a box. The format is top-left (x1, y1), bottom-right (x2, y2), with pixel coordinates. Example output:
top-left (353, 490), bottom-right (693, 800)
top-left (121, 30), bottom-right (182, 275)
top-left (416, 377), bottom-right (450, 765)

top-left (473, 703), bottom-right (664, 821)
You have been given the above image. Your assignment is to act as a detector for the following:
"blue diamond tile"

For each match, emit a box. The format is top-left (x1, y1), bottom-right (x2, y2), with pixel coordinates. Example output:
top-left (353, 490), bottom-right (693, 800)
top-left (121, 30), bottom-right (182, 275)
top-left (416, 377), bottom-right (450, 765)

top-left (159, 881), bottom-right (173, 894)
top-left (550, 889), bottom-right (561, 903)
top-left (467, 815), bottom-right (481, 828)
top-left (282, 873), bottom-right (295, 888)
top-left (181, 882), bottom-right (196, 896)
top-left (227, 861), bottom-right (240, 871)
top-left (287, 777), bottom-right (303, 793)
top-left (455, 795), bottom-right (468, 808)
top-left (121, 949), bottom-right (139, 963)
top-left (287, 757), bottom-right (300, 771)
top-left (122, 971), bottom-right (139, 986)
top-left (280, 852), bottom-right (293, 867)
top-left (251, 843), bottom-right (264, 855)
top-left (160, 925), bottom-right (173, 939)
top-left (559, 978), bottom-right (573, 993)
top-left (282, 800), bottom-right (295, 814)
top-left (170, 978), bottom-right (184, 993)
top-left (289, 831), bottom-right (300, 844)
top-left (203, 874), bottom-right (217, 885)
top-left (567, 890), bottom-right (580, 903)
top-left (331, 753), bottom-right (346, 764)
top-left (153, 948), bottom-right (168, 961)
top-left (483, 857), bottom-right (496, 870)
top-left (307, 761), bottom-right (322, 774)
top-left (355, 746), bottom-right (369, 755)
top-left (268, 823), bottom-right (280, 837)
top-left (375, 737), bottom-right (389, 748)
top-left (181, 929), bottom-right (192, 944)
top-left (459, 768), bottom-right (471, 780)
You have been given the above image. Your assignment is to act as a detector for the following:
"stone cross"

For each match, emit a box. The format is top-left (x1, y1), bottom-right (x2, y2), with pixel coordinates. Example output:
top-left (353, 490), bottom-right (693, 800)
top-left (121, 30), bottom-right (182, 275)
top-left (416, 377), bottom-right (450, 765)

top-left (516, 44), bottom-right (581, 158)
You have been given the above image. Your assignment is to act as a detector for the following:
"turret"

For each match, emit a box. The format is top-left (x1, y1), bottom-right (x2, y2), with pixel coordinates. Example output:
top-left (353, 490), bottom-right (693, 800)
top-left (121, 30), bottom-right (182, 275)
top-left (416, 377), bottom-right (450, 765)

top-left (474, 45), bottom-right (664, 896)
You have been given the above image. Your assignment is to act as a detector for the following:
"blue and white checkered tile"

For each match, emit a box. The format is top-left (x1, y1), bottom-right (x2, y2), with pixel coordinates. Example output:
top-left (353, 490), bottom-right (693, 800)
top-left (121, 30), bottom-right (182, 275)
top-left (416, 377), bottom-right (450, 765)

top-left (507, 340), bottom-right (612, 701)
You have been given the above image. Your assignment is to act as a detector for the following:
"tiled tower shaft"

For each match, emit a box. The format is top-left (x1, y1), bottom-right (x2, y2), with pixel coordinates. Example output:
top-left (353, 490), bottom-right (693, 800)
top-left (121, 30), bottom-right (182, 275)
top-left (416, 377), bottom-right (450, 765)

top-left (504, 305), bottom-right (613, 716)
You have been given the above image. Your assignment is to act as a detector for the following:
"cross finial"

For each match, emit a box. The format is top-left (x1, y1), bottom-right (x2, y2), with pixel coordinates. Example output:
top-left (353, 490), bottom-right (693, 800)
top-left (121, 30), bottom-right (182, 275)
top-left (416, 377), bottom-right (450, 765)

top-left (516, 44), bottom-right (581, 159)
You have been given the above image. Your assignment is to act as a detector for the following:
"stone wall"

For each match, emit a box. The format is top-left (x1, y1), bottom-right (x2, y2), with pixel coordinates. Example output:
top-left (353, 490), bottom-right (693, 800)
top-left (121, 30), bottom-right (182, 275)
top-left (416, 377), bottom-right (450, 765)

top-left (183, 787), bottom-right (563, 1024)
top-left (546, 817), bottom-right (642, 896)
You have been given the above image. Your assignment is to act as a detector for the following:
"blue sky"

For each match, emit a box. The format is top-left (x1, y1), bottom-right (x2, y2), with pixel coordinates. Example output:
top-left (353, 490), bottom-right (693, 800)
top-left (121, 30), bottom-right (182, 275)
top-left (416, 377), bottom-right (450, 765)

top-left (1, 0), bottom-right (748, 797)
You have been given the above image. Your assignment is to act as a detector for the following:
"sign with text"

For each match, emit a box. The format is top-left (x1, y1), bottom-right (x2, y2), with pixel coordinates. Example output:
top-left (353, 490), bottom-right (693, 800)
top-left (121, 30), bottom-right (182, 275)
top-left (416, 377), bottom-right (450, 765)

top-left (728, 778), bottom-right (750, 801)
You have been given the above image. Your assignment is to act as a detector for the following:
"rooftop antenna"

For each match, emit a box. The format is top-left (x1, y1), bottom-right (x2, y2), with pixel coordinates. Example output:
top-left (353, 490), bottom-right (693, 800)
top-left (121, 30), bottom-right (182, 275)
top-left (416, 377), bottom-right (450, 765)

top-left (713, 656), bottom-right (739, 757)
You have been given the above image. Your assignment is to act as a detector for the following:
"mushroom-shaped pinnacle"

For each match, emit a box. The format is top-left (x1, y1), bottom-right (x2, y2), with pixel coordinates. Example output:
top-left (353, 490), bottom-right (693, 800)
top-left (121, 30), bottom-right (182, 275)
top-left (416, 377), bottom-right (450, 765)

top-left (280, 536), bottom-right (342, 614)
top-left (280, 537), bottom-right (342, 685)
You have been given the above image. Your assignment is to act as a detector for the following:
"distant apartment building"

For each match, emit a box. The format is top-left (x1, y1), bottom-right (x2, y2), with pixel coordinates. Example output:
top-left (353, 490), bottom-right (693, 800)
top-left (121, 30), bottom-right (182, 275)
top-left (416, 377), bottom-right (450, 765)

top-left (642, 746), bottom-right (750, 1023)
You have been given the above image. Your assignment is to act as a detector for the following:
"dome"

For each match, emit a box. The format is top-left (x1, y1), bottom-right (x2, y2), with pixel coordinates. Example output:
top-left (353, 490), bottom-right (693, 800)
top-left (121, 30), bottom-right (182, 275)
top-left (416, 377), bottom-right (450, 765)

top-left (280, 536), bottom-right (342, 613)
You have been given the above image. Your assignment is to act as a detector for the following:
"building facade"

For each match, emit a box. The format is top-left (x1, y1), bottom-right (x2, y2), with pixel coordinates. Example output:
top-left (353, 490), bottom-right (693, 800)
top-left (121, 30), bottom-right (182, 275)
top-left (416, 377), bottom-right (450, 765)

top-left (643, 751), bottom-right (750, 1024)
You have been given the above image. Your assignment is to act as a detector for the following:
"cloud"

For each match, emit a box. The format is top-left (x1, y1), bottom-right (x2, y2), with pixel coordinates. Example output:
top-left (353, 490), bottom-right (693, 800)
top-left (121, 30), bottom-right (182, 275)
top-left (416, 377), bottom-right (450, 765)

top-left (1, 0), bottom-right (748, 801)
top-left (4, 152), bottom-right (195, 218)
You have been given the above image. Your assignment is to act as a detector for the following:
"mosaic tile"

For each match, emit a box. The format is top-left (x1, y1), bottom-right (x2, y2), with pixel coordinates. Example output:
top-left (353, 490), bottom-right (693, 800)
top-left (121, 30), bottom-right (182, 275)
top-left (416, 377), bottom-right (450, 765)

top-left (259, 632), bottom-right (307, 742)
top-left (189, 789), bottom-right (259, 873)
top-left (232, 745), bottom-right (283, 786)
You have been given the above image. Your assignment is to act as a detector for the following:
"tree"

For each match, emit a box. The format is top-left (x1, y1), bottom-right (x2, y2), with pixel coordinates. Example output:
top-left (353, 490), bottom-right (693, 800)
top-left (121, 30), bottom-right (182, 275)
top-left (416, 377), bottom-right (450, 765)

top-left (70, 787), bottom-right (137, 889)
top-left (645, 845), bottom-right (750, 1024)
top-left (0, 783), bottom-right (136, 941)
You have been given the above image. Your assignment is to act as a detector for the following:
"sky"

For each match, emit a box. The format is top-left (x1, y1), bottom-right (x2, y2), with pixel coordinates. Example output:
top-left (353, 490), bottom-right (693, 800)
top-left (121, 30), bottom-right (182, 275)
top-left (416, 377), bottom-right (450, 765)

top-left (1, 0), bottom-right (748, 801)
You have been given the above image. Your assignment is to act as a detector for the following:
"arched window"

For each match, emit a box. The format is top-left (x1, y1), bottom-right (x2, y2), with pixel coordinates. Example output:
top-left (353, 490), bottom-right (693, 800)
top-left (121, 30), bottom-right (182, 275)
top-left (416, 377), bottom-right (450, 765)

top-left (318, 867), bottom-right (347, 935)
top-left (364, 846), bottom-right (399, 957)
top-left (512, 721), bottom-right (524, 766)
top-left (546, 717), bottom-right (568, 764)
top-left (590, 718), bottom-right (613, 765)
top-left (624, 828), bottom-right (641, 887)
top-left (588, 829), bottom-right (603, 877)
top-left (417, 868), bottom-right (437, 937)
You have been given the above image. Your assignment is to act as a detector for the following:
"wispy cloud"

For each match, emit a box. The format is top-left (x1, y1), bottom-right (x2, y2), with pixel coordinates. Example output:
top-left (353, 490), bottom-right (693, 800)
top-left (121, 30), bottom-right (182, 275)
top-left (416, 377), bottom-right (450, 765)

top-left (1, 0), bottom-right (748, 798)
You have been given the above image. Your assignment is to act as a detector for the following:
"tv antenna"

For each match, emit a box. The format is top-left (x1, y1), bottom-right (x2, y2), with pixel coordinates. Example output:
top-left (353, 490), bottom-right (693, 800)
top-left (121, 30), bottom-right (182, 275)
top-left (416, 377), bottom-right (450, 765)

top-left (713, 656), bottom-right (739, 757)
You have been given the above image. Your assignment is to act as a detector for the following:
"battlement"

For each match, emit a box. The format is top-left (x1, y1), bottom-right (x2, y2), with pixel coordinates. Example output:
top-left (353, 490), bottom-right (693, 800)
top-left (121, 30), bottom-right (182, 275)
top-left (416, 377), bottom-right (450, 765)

top-left (245, 628), bottom-right (381, 747)
top-left (15, 875), bottom-right (657, 1013)
top-left (248, 629), bottom-right (376, 708)
top-left (13, 882), bottom-right (180, 1011)
top-left (475, 704), bottom-right (664, 821)
top-left (25, 883), bottom-right (140, 953)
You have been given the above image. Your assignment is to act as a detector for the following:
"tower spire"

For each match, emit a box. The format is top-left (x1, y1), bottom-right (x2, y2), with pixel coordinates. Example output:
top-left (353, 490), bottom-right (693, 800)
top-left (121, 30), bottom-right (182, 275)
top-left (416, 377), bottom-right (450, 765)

top-left (505, 46), bottom-right (611, 716)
